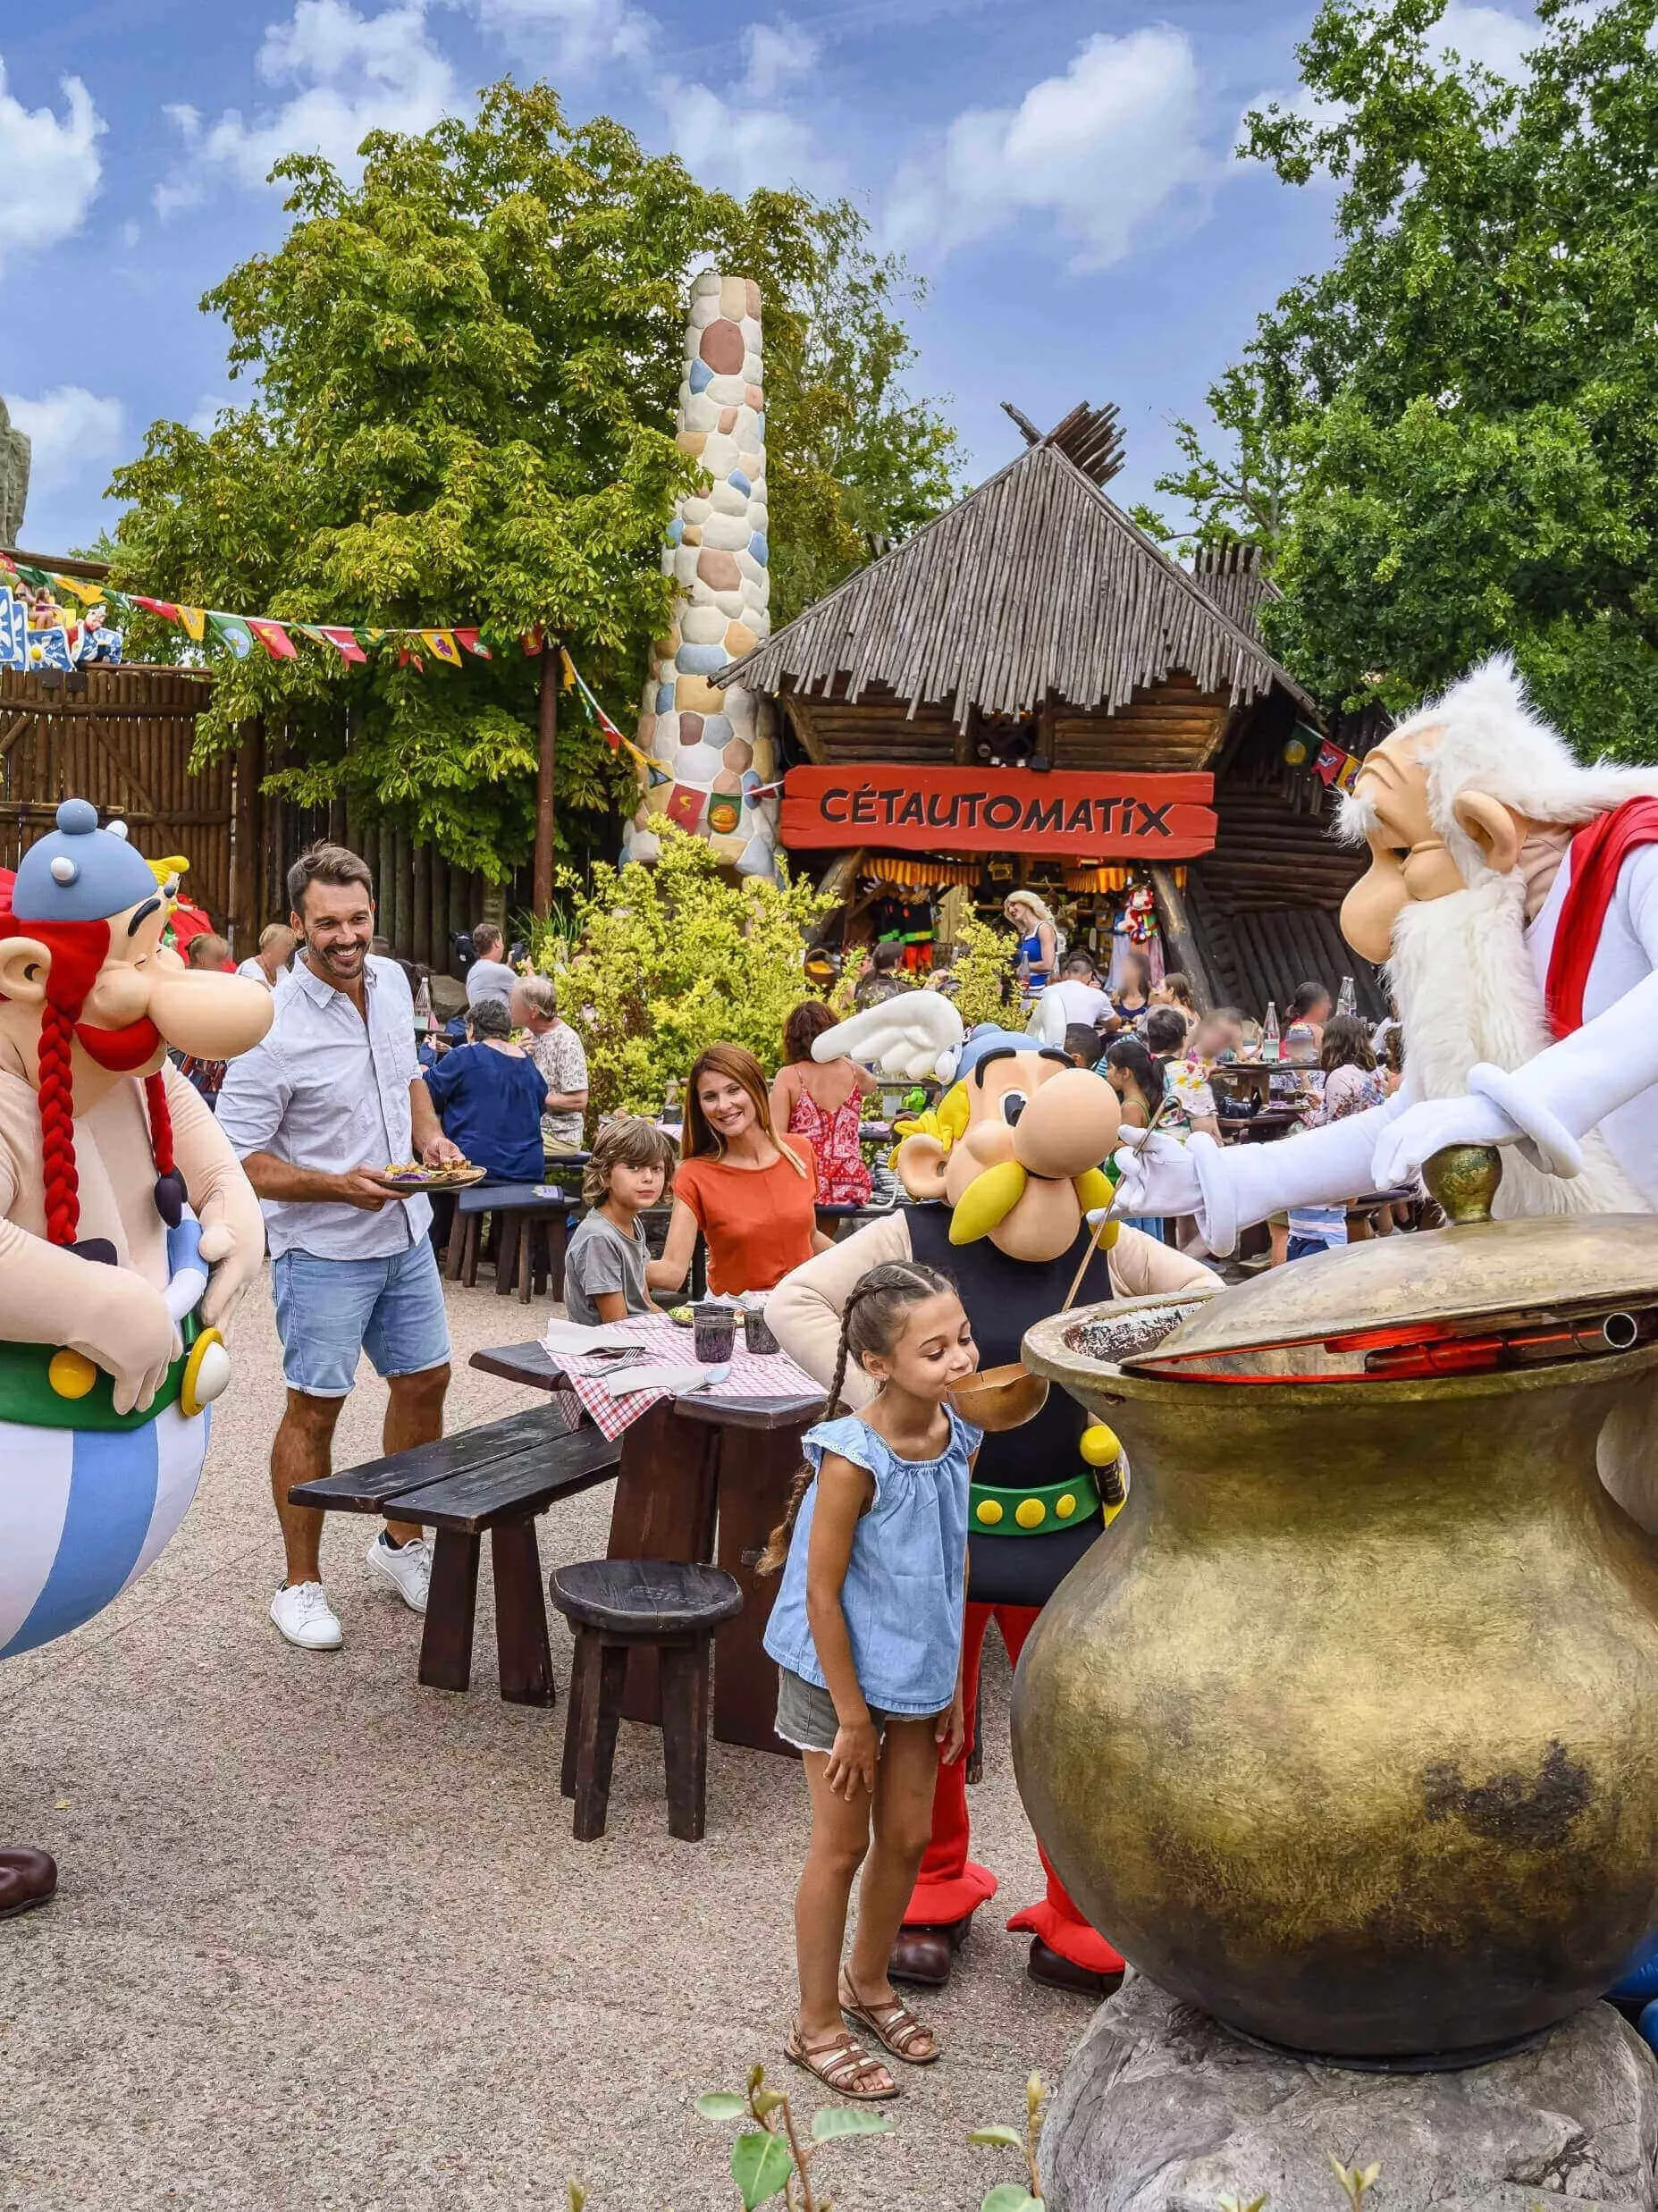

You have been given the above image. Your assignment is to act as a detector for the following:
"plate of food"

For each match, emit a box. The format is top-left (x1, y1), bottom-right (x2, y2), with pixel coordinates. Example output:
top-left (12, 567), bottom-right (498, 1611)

top-left (374, 1159), bottom-right (488, 1192)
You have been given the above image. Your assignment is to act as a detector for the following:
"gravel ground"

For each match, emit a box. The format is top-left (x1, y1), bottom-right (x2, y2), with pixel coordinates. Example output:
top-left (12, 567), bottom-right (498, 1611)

top-left (0, 1267), bottom-right (1092, 2212)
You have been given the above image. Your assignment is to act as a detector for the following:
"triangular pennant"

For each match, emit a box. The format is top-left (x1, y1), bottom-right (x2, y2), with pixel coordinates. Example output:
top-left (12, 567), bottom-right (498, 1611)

top-left (419, 630), bottom-right (462, 667)
top-left (208, 612), bottom-right (255, 660)
top-left (644, 760), bottom-right (671, 789)
top-left (453, 627), bottom-right (491, 660)
top-left (359, 628), bottom-right (387, 648)
top-left (560, 648), bottom-right (577, 687)
top-left (177, 606), bottom-right (206, 643)
top-left (134, 595), bottom-right (181, 624)
top-left (315, 626), bottom-right (369, 664)
top-left (665, 782), bottom-right (706, 832)
top-left (52, 574), bottom-right (105, 606)
top-left (397, 645), bottom-right (425, 671)
top-left (523, 625), bottom-right (544, 657)
top-left (248, 618), bottom-right (299, 661)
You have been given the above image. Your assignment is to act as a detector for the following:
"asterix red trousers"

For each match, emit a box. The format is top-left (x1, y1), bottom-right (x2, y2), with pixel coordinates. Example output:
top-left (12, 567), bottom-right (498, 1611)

top-left (902, 1598), bottom-right (1126, 1974)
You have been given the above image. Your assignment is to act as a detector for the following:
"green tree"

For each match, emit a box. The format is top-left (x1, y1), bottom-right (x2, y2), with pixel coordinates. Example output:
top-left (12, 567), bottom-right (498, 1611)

top-left (108, 80), bottom-right (958, 878)
top-left (1130, 355), bottom-right (1304, 561)
top-left (1174, 0), bottom-right (1658, 759)
top-left (533, 826), bottom-right (834, 1122)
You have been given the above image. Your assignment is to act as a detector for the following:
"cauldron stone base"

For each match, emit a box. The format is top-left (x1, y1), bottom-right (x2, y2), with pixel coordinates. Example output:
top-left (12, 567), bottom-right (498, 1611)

top-left (1044, 1973), bottom-right (1658, 2212)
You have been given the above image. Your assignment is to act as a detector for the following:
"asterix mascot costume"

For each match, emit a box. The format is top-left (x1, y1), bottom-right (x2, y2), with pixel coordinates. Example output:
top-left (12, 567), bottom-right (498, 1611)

top-left (769, 994), bottom-right (1214, 1993)
top-left (0, 802), bottom-right (270, 1920)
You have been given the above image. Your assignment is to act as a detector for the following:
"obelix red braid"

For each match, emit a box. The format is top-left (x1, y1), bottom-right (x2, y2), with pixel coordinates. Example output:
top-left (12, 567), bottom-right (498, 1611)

top-left (0, 907), bottom-right (135, 1250)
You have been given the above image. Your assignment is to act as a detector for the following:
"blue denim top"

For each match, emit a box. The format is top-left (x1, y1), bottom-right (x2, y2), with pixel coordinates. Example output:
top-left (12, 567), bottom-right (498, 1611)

top-left (762, 1407), bottom-right (980, 1716)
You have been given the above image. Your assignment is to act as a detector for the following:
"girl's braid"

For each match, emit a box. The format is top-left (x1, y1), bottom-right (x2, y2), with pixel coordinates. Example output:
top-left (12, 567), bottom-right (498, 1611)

top-left (756, 1285), bottom-right (871, 1576)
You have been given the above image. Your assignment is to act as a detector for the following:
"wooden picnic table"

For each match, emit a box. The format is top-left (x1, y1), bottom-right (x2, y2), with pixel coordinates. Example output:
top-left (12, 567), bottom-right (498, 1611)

top-left (470, 1340), bottom-right (824, 1755)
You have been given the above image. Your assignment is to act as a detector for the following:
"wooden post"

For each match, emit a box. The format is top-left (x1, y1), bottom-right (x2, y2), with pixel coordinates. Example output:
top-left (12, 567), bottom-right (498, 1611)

top-left (533, 638), bottom-right (559, 916)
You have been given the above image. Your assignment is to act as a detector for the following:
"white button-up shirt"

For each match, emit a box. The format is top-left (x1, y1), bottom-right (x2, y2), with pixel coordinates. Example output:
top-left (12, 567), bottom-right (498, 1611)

top-left (217, 955), bottom-right (431, 1258)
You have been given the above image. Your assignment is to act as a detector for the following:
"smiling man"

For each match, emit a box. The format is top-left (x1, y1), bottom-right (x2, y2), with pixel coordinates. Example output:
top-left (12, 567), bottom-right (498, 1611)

top-left (217, 843), bottom-right (462, 1653)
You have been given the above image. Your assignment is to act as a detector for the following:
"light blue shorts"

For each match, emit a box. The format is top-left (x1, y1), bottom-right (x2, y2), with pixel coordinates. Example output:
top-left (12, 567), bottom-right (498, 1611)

top-left (272, 1239), bottom-right (451, 1399)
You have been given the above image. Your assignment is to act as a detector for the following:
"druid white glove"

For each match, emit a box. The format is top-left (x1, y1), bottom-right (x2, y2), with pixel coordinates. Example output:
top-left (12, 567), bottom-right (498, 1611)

top-left (811, 993), bottom-right (965, 1084)
top-left (1110, 1104), bottom-right (1403, 1256)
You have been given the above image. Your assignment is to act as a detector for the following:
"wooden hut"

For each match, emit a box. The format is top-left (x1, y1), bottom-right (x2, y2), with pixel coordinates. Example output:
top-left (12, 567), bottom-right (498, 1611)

top-left (719, 407), bottom-right (1385, 1017)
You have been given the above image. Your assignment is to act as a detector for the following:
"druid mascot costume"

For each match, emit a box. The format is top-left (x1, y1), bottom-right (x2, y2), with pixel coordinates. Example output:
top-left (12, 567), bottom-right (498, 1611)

top-left (0, 802), bottom-right (269, 1919)
top-left (769, 995), bottom-right (1212, 1991)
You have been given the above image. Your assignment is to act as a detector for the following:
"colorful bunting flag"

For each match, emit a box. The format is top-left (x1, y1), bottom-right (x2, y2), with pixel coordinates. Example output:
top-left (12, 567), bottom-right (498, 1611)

top-left (1312, 740), bottom-right (1349, 787)
top-left (666, 783), bottom-right (706, 833)
top-left (524, 625), bottom-right (545, 657)
top-left (52, 574), bottom-right (105, 606)
top-left (397, 645), bottom-right (425, 671)
top-left (644, 760), bottom-right (671, 789)
top-left (453, 627), bottom-right (491, 660)
top-left (419, 630), bottom-right (462, 667)
top-left (177, 607), bottom-right (206, 643)
top-left (305, 625), bottom-right (367, 664)
top-left (209, 612), bottom-right (255, 660)
top-left (133, 595), bottom-right (181, 624)
top-left (248, 618), bottom-right (299, 661)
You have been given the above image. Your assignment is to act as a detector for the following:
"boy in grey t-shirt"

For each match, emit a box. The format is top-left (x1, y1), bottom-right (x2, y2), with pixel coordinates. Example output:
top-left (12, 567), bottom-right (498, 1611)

top-left (563, 1117), bottom-right (678, 1325)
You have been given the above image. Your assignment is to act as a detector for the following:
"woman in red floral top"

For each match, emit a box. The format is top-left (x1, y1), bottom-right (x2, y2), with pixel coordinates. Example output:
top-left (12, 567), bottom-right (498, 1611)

top-left (769, 1001), bottom-right (877, 1207)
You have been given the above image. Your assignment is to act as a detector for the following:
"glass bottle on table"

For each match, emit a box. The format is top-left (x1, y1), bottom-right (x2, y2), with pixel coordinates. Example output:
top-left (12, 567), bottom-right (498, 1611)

top-left (1337, 975), bottom-right (1357, 1017)
top-left (1261, 1002), bottom-right (1282, 1064)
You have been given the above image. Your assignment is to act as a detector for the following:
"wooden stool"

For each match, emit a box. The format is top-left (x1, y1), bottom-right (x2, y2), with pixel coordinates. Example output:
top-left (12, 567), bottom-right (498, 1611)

top-left (549, 1559), bottom-right (744, 1843)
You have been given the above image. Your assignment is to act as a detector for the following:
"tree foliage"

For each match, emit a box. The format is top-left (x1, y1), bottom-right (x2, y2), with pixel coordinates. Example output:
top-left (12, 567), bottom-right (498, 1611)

top-left (109, 80), bottom-right (960, 876)
top-left (1175, 0), bottom-right (1658, 759)
top-left (534, 826), bottom-right (835, 1121)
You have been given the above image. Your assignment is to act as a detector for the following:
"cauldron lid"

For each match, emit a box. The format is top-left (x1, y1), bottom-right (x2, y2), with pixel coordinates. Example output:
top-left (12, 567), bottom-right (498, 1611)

top-left (1147, 1194), bottom-right (1658, 1367)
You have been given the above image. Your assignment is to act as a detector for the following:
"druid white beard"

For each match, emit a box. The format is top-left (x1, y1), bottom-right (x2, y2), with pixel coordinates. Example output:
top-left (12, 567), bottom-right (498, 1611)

top-left (1387, 876), bottom-right (1645, 1218)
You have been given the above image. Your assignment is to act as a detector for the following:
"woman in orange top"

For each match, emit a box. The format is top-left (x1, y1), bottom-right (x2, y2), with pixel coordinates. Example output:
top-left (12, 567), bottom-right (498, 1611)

top-left (654, 1045), bottom-right (834, 1298)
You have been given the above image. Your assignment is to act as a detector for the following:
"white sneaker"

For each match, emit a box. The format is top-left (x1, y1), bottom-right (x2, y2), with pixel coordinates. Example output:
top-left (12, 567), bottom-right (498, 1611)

top-left (270, 1580), bottom-right (343, 1651)
top-left (366, 1532), bottom-right (433, 1614)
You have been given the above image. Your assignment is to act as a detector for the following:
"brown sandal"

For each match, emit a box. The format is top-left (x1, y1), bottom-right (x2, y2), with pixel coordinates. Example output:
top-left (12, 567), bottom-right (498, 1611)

top-left (839, 1969), bottom-right (941, 2065)
top-left (787, 2025), bottom-right (899, 2101)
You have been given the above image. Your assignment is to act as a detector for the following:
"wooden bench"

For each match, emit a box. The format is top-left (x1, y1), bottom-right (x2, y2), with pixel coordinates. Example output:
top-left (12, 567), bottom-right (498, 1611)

top-left (290, 1407), bottom-right (620, 1705)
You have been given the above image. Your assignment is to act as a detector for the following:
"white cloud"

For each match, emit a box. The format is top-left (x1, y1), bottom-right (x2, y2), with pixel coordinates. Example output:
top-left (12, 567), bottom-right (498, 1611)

top-left (661, 78), bottom-right (835, 197)
top-left (884, 27), bottom-right (1205, 272)
top-left (155, 0), bottom-right (458, 215)
top-left (0, 57), bottom-right (105, 274)
top-left (1427, 3), bottom-right (1534, 80)
top-left (469, 0), bottom-right (656, 71)
top-left (742, 20), bottom-right (819, 99)
top-left (4, 388), bottom-right (124, 495)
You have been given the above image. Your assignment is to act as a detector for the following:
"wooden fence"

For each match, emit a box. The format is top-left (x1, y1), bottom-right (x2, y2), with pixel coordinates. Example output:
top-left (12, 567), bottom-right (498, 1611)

top-left (0, 667), bottom-right (516, 968)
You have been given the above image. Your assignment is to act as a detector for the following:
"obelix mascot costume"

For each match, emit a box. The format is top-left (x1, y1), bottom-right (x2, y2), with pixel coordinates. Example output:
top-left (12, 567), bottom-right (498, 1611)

top-left (769, 996), bottom-right (1213, 1994)
top-left (0, 802), bottom-right (269, 1921)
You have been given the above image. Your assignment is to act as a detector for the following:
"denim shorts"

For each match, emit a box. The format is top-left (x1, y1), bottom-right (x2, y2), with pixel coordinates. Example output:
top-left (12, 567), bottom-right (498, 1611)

top-left (273, 1237), bottom-right (451, 1398)
top-left (774, 1667), bottom-right (943, 1754)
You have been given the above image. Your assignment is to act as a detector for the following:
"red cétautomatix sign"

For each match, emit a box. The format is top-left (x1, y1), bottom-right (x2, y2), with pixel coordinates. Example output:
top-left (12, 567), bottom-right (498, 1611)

top-left (779, 766), bottom-right (1216, 859)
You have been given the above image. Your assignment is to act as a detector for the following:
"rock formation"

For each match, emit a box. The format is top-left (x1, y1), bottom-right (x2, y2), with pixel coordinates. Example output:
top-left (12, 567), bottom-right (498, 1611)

top-left (0, 399), bottom-right (29, 548)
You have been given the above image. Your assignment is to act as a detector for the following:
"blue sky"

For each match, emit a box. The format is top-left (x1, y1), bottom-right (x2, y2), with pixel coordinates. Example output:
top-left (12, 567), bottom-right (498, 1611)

top-left (0, 0), bottom-right (1538, 557)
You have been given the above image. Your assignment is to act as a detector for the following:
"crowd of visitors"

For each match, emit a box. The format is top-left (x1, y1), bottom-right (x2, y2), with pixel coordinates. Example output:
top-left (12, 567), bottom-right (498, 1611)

top-left (196, 828), bottom-right (1394, 1667)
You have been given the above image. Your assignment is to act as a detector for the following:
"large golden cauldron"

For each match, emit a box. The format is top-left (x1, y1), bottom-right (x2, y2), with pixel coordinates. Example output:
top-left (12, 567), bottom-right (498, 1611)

top-left (1015, 1159), bottom-right (1658, 2062)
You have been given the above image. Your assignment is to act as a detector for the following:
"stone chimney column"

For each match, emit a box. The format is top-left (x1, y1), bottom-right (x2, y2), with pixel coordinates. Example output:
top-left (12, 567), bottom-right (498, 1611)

top-left (622, 269), bottom-right (779, 876)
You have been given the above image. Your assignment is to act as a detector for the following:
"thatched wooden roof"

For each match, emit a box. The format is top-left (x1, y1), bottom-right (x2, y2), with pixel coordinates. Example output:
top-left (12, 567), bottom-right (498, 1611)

top-left (1190, 542), bottom-right (1282, 644)
top-left (718, 430), bottom-right (1315, 727)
